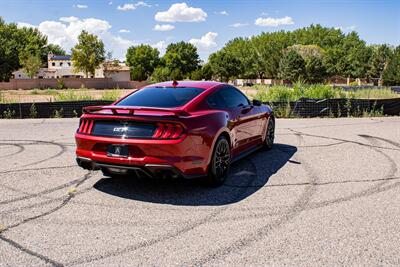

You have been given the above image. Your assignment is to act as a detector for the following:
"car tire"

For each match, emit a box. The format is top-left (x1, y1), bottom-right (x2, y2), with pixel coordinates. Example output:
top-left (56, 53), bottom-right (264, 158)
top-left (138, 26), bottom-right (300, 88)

top-left (264, 116), bottom-right (275, 150)
top-left (207, 136), bottom-right (231, 187)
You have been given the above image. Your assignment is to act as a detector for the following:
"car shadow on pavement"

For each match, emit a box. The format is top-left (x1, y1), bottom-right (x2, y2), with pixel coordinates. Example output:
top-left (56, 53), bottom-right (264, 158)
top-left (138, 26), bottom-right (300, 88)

top-left (93, 143), bottom-right (297, 206)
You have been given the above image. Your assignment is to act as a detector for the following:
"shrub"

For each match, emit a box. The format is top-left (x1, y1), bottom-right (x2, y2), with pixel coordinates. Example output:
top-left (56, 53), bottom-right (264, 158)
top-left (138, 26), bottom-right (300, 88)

top-left (52, 108), bottom-right (63, 118)
top-left (29, 103), bottom-right (38, 118)
top-left (2, 109), bottom-right (16, 119)
top-left (57, 79), bottom-right (65, 89)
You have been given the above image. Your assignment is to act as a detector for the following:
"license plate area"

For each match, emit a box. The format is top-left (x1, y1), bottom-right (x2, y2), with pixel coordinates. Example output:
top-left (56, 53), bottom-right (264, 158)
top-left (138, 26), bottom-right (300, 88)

top-left (107, 144), bottom-right (129, 158)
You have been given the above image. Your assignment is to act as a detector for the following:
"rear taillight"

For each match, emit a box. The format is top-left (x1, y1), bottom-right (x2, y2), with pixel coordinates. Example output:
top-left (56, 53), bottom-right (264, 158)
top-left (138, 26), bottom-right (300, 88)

top-left (78, 119), bottom-right (94, 134)
top-left (152, 123), bottom-right (184, 139)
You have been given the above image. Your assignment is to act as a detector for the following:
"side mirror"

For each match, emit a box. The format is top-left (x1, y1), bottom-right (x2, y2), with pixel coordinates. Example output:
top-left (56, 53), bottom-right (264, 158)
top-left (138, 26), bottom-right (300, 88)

top-left (252, 99), bottom-right (262, 106)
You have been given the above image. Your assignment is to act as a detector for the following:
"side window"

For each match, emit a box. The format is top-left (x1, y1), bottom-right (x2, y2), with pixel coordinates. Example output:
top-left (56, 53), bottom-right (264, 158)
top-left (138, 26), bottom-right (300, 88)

top-left (220, 87), bottom-right (250, 108)
top-left (206, 90), bottom-right (226, 109)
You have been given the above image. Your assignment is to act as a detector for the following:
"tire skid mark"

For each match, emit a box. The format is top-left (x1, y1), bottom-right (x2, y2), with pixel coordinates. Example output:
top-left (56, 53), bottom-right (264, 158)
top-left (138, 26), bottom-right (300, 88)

top-left (223, 175), bottom-right (400, 188)
top-left (1, 171), bottom-right (92, 232)
top-left (187, 153), bottom-right (318, 266)
top-left (287, 130), bottom-right (398, 209)
top-left (358, 134), bottom-right (400, 148)
top-left (0, 185), bottom-right (94, 216)
top-left (212, 136), bottom-right (400, 227)
top-left (0, 139), bottom-right (68, 168)
top-left (0, 165), bottom-right (76, 175)
top-left (297, 141), bottom-right (347, 148)
top-left (0, 172), bottom-right (93, 267)
top-left (0, 144), bottom-right (25, 159)
top-left (187, 132), bottom-right (399, 265)
top-left (287, 130), bottom-right (400, 152)
top-left (280, 119), bottom-right (384, 130)
top-left (0, 176), bottom-right (84, 206)
top-left (66, 158), bottom-right (263, 266)
top-left (0, 235), bottom-right (63, 267)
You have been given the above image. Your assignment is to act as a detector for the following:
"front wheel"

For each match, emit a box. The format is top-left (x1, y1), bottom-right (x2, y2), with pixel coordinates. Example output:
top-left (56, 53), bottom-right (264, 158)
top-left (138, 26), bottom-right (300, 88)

top-left (264, 116), bottom-right (275, 150)
top-left (207, 136), bottom-right (231, 187)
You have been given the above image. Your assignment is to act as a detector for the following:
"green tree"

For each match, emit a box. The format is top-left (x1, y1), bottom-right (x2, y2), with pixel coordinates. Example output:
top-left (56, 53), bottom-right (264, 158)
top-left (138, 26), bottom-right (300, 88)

top-left (250, 31), bottom-right (292, 79)
top-left (126, 44), bottom-right (159, 80)
top-left (0, 18), bottom-right (47, 81)
top-left (71, 30), bottom-right (105, 78)
top-left (287, 45), bottom-right (327, 83)
top-left (19, 52), bottom-right (42, 78)
top-left (382, 46), bottom-right (400, 86)
top-left (278, 50), bottom-right (306, 83)
top-left (305, 56), bottom-right (327, 83)
top-left (201, 63), bottom-right (213, 80)
top-left (368, 44), bottom-right (393, 85)
top-left (222, 38), bottom-right (254, 78)
top-left (339, 32), bottom-right (372, 78)
top-left (163, 41), bottom-right (200, 78)
top-left (151, 66), bottom-right (171, 82)
top-left (130, 66), bottom-right (147, 81)
top-left (208, 50), bottom-right (241, 82)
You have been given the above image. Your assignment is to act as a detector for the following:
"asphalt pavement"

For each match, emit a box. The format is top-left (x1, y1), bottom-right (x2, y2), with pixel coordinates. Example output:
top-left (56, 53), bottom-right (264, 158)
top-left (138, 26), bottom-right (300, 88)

top-left (0, 117), bottom-right (399, 266)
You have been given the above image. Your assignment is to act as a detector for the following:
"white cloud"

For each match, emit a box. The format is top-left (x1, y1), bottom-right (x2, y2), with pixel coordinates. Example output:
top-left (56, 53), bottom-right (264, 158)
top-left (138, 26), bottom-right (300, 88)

top-left (335, 25), bottom-right (356, 32)
top-left (135, 1), bottom-right (151, 7)
top-left (74, 4), bottom-right (88, 9)
top-left (155, 2), bottom-right (207, 22)
top-left (255, 16), bottom-right (294, 27)
top-left (230, 22), bottom-right (249, 28)
top-left (153, 24), bottom-right (175, 31)
top-left (59, 16), bottom-right (79, 23)
top-left (151, 40), bottom-right (167, 55)
top-left (108, 1), bottom-right (113, 5)
top-left (117, 1), bottom-right (151, 11)
top-left (17, 22), bottom-right (37, 29)
top-left (36, 17), bottom-right (138, 60)
top-left (189, 32), bottom-right (218, 51)
top-left (117, 3), bottom-right (136, 11)
top-left (119, 29), bottom-right (130, 33)
top-left (218, 11), bottom-right (228, 15)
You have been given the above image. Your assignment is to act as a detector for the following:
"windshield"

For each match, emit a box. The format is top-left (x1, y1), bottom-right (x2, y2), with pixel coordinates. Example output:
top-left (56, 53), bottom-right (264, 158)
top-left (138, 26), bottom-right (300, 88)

top-left (116, 87), bottom-right (204, 108)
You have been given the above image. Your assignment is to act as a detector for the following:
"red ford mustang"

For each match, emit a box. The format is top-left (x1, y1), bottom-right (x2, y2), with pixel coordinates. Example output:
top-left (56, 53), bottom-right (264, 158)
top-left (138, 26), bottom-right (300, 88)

top-left (75, 81), bottom-right (274, 186)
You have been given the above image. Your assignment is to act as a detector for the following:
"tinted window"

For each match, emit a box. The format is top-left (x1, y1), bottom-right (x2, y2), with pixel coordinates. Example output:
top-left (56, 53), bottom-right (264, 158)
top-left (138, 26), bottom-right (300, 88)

top-left (206, 90), bottom-right (227, 108)
top-left (116, 87), bottom-right (204, 108)
top-left (207, 87), bottom-right (249, 109)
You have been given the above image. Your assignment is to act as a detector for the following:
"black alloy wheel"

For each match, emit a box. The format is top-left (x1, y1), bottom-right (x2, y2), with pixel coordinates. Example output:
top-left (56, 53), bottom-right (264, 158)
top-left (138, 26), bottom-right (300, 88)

top-left (265, 117), bottom-right (275, 150)
top-left (208, 136), bottom-right (231, 186)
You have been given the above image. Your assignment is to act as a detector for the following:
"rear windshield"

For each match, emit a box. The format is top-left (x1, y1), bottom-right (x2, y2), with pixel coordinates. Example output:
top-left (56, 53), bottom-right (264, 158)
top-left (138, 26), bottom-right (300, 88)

top-left (116, 87), bottom-right (204, 108)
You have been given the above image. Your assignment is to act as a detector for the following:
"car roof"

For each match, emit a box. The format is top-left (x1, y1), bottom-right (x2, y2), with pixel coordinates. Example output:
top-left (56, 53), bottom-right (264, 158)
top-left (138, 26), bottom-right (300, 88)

top-left (145, 81), bottom-right (225, 90)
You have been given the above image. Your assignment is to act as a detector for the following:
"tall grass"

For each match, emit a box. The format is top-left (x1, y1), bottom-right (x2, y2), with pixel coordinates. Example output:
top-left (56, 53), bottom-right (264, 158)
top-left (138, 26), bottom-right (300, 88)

top-left (0, 91), bottom-right (5, 103)
top-left (254, 84), bottom-right (398, 102)
top-left (101, 90), bottom-right (121, 101)
top-left (54, 90), bottom-right (94, 101)
top-left (345, 88), bottom-right (398, 99)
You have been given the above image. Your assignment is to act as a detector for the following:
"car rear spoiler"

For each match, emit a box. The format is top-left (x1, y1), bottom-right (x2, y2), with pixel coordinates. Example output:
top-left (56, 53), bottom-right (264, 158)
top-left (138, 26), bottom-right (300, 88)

top-left (82, 105), bottom-right (190, 117)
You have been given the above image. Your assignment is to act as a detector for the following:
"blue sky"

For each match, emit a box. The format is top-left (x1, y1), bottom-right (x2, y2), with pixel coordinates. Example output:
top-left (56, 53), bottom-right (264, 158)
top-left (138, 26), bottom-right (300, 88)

top-left (1, 0), bottom-right (399, 60)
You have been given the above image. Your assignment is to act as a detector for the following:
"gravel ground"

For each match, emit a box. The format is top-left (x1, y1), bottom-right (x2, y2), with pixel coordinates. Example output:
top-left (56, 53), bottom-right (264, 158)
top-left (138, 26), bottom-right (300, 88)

top-left (0, 117), bottom-right (399, 266)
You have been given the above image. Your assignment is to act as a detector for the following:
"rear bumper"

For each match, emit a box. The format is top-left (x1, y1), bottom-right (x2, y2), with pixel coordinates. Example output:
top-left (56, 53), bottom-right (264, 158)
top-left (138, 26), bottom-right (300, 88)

top-left (76, 156), bottom-right (203, 179)
top-left (75, 133), bottom-right (210, 178)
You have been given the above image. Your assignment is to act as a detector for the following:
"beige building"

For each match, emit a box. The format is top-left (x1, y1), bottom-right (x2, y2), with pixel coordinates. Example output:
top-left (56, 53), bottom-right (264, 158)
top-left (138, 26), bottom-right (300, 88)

top-left (13, 53), bottom-right (131, 81)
